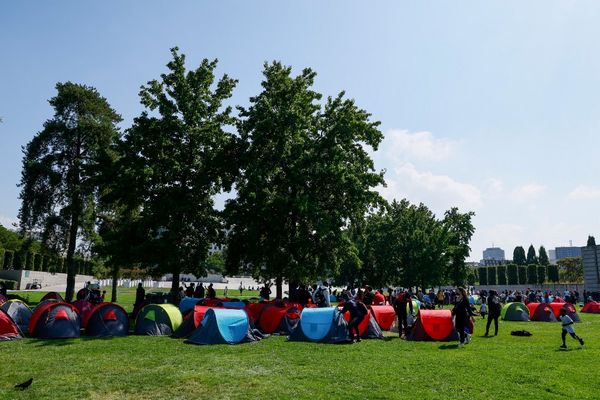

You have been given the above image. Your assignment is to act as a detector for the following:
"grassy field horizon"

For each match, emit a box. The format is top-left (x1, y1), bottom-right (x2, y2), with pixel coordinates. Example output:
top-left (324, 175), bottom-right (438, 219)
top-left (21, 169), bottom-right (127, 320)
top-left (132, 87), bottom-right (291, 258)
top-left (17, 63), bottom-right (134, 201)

top-left (2, 289), bottom-right (599, 399)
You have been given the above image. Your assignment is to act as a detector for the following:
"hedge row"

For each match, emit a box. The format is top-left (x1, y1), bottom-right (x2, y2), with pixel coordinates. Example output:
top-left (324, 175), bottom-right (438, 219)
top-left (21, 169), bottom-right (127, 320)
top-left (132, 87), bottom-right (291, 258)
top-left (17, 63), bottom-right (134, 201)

top-left (478, 264), bottom-right (560, 286)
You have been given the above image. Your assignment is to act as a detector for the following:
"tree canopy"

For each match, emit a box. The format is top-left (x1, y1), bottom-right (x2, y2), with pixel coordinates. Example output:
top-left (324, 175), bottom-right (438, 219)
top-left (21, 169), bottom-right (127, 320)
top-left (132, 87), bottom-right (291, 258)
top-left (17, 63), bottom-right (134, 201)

top-left (513, 246), bottom-right (526, 265)
top-left (18, 82), bottom-right (121, 301)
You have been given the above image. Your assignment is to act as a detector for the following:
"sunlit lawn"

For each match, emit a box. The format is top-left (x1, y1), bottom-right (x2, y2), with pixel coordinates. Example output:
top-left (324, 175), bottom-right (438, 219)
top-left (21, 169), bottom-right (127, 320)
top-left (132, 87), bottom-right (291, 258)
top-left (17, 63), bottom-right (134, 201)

top-left (1, 290), bottom-right (599, 399)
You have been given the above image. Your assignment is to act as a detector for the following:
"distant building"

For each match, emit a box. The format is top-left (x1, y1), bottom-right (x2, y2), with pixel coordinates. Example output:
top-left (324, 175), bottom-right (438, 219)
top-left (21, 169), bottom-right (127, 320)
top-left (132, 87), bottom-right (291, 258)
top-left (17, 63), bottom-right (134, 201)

top-left (482, 247), bottom-right (505, 265)
top-left (548, 249), bottom-right (556, 264)
top-left (555, 246), bottom-right (582, 261)
top-left (582, 245), bottom-right (600, 292)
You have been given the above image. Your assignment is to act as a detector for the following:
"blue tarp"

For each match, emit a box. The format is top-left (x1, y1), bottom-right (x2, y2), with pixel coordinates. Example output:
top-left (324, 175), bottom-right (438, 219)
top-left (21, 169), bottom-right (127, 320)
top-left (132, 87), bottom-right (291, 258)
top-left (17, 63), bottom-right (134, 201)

top-left (179, 297), bottom-right (202, 314)
top-left (186, 308), bottom-right (250, 345)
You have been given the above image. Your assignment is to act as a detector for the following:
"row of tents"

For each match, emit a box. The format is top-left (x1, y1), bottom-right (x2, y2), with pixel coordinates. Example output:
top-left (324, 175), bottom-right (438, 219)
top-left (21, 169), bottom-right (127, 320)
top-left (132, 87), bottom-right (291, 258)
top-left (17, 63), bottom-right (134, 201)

top-left (0, 292), bottom-right (595, 344)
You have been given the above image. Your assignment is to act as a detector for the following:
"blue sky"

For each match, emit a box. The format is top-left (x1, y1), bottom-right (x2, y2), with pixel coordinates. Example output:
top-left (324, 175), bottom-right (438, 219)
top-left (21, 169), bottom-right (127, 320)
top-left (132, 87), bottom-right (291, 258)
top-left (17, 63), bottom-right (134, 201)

top-left (2, 1), bottom-right (600, 261)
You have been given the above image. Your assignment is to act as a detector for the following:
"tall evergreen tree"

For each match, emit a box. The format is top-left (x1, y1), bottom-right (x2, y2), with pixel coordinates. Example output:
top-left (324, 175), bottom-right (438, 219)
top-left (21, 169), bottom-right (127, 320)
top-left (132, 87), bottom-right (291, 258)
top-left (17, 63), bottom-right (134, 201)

top-left (19, 82), bottom-right (120, 301)
top-left (117, 48), bottom-right (238, 292)
top-left (526, 245), bottom-right (538, 265)
top-left (538, 245), bottom-right (550, 266)
top-left (513, 246), bottom-right (526, 265)
top-left (225, 62), bottom-right (384, 297)
top-left (587, 235), bottom-right (596, 246)
top-left (478, 267), bottom-right (487, 285)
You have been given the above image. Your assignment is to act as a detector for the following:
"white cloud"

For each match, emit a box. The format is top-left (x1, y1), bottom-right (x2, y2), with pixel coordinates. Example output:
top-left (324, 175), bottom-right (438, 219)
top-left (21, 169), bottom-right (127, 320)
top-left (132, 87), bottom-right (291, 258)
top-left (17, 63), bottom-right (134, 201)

top-left (484, 178), bottom-right (504, 195)
top-left (567, 185), bottom-right (600, 201)
top-left (382, 129), bottom-right (458, 162)
top-left (510, 183), bottom-right (546, 202)
top-left (0, 214), bottom-right (18, 229)
top-left (379, 162), bottom-right (483, 213)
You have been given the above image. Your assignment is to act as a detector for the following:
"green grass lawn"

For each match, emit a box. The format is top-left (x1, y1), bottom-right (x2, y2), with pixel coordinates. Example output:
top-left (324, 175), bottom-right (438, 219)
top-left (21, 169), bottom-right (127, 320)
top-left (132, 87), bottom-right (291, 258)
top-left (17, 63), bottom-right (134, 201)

top-left (2, 290), bottom-right (599, 399)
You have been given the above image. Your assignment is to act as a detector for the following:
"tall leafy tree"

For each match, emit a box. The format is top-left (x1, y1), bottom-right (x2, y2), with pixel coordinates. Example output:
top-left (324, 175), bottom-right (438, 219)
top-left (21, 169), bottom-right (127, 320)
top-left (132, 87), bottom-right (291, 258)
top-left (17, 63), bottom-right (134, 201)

top-left (537, 265), bottom-right (546, 285)
top-left (513, 246), bottom-right (526, 265)
top-left (527, 264), bottom-right (538, 285)
top-left (478, 267), bottom-right (487, 285)
top-left (443, 208), bottom-right (475, 286)
top-left (487, 266), bottom-right (497, 285)
top-left (19, 82), bottom-right (120, 301)
top-left (225, 62), bottom-right (384, 297)
top-left (518, 265), bottom-right (527, 284)
top-left (526, 245), bottom-right (537, 265)
top-left (506, 263), bottom-right (518, 285)
top-left (547, 264), bottom-right (559, 283)
top-left (117, 48), bottom-right (238, 292)
top-left (538, 246), bottom-right (549, 266)
top-left (497, 265), bottom-right (507, 285)
top-left (557, 257), bottom-right (583, 283)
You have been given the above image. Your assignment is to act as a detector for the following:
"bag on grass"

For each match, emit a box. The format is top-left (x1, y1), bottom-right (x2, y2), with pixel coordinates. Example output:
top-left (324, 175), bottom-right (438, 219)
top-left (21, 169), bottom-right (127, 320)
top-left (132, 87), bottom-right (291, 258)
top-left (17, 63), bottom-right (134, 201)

top-left (510, 330), bottom-right (532, 337)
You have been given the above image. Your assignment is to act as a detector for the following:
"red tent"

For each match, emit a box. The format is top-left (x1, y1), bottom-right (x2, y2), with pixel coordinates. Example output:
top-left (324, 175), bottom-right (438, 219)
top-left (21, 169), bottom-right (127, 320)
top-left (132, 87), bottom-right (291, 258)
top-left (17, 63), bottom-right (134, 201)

top-left (256, 305), bottom-right (301, 334)
top-left (527, 303), bottom-right (557, 322)
top-left (581, 301), bottom-right (600, 313)
top-left (0, 309), bottom-right (21, 340)
top-left (369, 305), bottom-right (396, 330)
top-left (40, 292), bottom-right (64, 302)
top-left (72, 300), bottom-right (94, 328)
top-left (408, 310), bottom-right (472, 341)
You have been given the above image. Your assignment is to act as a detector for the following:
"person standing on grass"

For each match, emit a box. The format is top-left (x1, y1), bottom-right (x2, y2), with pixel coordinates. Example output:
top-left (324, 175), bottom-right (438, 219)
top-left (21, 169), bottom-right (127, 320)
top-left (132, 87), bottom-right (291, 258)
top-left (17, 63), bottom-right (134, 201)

top-left (485, 289), bottom-right (501, 336)
top-left (339, 293), bottom-right (368, 342)
top-left (206, 283), bottom-right (216, 299)
top-left (452, 287), bottom-right (475, 347)
top-left (394, 288), bottom-right (413, 339)
top-left (223, 286), bottom-right (228, 298)
top-left (559, 308), bottom-right (584, 349)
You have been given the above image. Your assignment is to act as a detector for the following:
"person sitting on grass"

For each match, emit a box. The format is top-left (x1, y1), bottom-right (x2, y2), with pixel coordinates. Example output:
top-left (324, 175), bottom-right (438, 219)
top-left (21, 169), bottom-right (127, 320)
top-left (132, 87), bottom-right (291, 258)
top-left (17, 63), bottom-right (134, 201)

top-left (339, 294), bottom-right (368, 343)
top-left (559, 308), bottom-right (584, 349)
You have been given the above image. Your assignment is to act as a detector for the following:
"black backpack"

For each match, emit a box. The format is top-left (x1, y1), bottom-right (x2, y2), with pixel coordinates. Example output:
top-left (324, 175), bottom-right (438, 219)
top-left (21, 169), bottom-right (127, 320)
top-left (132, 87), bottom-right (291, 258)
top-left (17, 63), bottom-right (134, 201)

top-left (511, 330), bottom-right (532, 337)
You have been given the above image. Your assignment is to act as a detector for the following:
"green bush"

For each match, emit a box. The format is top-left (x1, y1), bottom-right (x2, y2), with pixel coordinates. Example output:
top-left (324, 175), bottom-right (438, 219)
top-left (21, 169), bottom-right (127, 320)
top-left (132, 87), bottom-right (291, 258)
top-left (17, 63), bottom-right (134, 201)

top-left (507, 264), bottom-right (518, 285)
top-left (518, 265), bottom-right (527, 284)
top-left (478, 267), bottom-right (487, 285)
top-left (0, 279), bottom-right (18, 290)
top-left (488, 266), bottom-right (497, 285)
top-left (527, 264), bottom-right (538, 285)
top-left (497, 266), bottom-right (507, 285)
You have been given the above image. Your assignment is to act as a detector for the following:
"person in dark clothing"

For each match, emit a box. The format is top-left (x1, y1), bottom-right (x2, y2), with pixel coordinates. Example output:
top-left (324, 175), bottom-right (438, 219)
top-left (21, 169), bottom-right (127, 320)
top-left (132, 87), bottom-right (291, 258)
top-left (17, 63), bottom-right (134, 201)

top-left (363, 286), bottom-right (374, 306)
top-left (260, 284), bottom-right (272, 301)
top-left (340, 295), bottom-right (369, 342)
top-left (393, 289), bottom-right (413, 338)
top-left (485, 289), bottom-right (501, 336)
top-left (184, 283), bottom-right (195, 298)
top-left (298, 285), bottom-right (311, 307)
top-left (452, 287), bottom-right (475, 347)
top-left (206, 283), bottom-right (216, 299)
top-left (133, 283), bottom-right (145, 315)
top-left (194, 283), bottom-right (205, 298)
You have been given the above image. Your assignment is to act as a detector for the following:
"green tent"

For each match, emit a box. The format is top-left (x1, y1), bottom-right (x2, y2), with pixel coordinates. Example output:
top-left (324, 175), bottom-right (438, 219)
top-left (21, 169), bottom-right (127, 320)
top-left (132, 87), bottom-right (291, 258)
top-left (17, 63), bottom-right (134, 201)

top-left (135, 304), bottom-right (182, 336)
top-left (501, 302), bottom-right (530, 321)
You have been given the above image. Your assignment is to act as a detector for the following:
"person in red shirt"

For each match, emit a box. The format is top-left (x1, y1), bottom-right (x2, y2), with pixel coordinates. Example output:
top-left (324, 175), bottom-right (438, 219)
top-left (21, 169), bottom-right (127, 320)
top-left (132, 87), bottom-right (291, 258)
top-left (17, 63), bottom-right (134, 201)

top-left (373, 289), bottom-right (386, 305)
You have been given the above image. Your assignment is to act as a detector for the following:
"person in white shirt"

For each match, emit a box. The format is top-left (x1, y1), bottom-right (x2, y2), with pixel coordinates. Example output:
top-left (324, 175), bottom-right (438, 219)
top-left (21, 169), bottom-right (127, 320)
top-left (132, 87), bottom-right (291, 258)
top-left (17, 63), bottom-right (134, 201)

top-left (559, 308), bottom-right (584, 349)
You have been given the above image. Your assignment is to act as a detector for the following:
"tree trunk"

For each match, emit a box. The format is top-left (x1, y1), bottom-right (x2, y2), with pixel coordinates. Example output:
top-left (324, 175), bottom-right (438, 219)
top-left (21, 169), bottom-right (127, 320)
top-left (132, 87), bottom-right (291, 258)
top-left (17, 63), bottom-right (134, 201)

top-left (275, 276), bottom-right (283, 300)
top-left (171, 264), bottom-right (180, 293)
top-left (111, 266), bottom-right (119, 302)
top-left (65, 211), bottom-right (79, 302)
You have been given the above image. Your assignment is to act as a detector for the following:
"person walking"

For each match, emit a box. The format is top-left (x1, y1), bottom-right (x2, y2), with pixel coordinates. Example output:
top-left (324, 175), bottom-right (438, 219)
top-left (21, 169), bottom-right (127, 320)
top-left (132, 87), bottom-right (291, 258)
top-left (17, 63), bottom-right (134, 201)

top-left (393, 288), bottom-right (413, 339)
top-left (485, 289), bottom-right (501, 336)
top-left (559, 308), bottom-right (584, 349)
top-left (452, 287), bottom-right (475, 347)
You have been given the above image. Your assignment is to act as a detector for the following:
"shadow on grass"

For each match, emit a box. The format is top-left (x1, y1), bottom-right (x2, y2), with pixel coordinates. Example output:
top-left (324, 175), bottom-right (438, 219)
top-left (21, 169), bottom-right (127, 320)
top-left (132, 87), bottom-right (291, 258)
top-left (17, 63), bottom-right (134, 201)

top-left (438, 343), bottom-right (459, 350)
top-left (555, 347), bottom-right (583, 352)
top-left (23, 335), bottom-right (123, 347)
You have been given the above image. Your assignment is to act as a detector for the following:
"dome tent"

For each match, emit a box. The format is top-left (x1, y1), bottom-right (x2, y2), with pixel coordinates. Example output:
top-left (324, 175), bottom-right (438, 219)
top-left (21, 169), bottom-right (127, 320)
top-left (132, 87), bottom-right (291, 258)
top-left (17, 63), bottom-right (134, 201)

top-left (40, 292), bottom-right (64, 302)
top-left (0, 300), bottom-right (32, 334)
top-left (369, 305), bottom-right (396, 330)
top-left (134, 304), bottom-right (182, 336)
top-left (288, 307), bottom-right (350, 344)
top-left (255, 304), bottom-right (301, 335)
top-left (581, 301), bottom-right (600, 313)
top-left (173, 305), bottom-right (214, 338)
top-left (407, 310), bottom-right (471, 341)
top-left (186, 308), bottom-right (259, 345)
top-left (0, 309), bottom-right (21, 340)
top-left (29, 302), bottom-right (80, 339)
top-left (527, 303), bottom-right (557, 322)
top-left (85, 303), bottom-right (129, 337)
top-left (501, 302), bottom-right (530, 321)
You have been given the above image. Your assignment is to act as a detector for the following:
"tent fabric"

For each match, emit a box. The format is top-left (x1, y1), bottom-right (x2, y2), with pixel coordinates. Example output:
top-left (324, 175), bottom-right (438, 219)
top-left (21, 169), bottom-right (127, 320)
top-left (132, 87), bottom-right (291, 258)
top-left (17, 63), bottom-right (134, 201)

top-left (358, 314), bottom-right (384, 339)
top-left (257, 305), bottom-right (301, 335)
top-left (370, 305), bottom-right (396, 330)
top-left (85, 303), bottom-right (129, 337)
top-left (245, 302), bottom-right (269, 323)
top-left (288, 307), bottom-right (350, 343)
top-left (173, 305), bottom-right (214, 338)
top-left (553, 297), bottom-right (565, 303)
top-left (135, 304), bottom-right (182, 336)
top-left (581, 301), bottom-right (600, 313)
top-left (559, 303), bottom-right (581, 322)
top-left (0, 309), bottom-right (21, 340)
top-left (40, 292), bottom-right (65, 302)
top-left (221, 301), bottom-right (246, 309)
top-left (0, 300), bottom-right (32, 334)
top-left (72, 300), bottom-right (94, 328)
top-left (527, 303), bottom-right (557, 322)
top-left (28, 302), bottom-right (80, 339)
top-left (501, 302), bottom-right (530, 321)
top-left (408, 310), bottom-right (459, 341)
top-left (179, 297), bottom-right (202, 314)
top-left (0, 294), bottom-right (7, 305)
top-left (548, 302), bottom-right (575, 319)
top-left (186, 308), bottom-right (257, 345)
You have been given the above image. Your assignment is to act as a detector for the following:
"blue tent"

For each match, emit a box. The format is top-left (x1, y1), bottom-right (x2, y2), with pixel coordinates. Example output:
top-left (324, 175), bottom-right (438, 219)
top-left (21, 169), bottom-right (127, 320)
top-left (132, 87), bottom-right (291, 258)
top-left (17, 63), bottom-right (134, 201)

top-left (179, 297), bottom-right (202, 314)
top-left (288, 307), bottom-right (350, 343)
top-left (221, 301), bottom-right (245, 309)
top-left (186, 308), bottom-right (257, 345)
